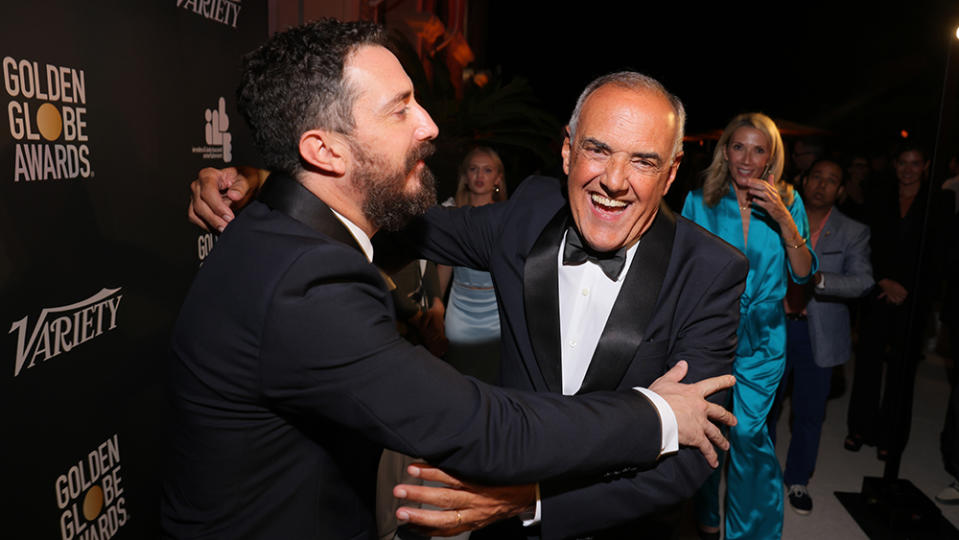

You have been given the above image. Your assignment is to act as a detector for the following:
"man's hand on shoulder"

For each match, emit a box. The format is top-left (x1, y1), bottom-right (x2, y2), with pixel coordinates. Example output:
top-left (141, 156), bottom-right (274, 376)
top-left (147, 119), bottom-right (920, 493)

top-left (188, 166), bottom-right (265, 232)
top-left (648, 360), bottom-right (736, 467)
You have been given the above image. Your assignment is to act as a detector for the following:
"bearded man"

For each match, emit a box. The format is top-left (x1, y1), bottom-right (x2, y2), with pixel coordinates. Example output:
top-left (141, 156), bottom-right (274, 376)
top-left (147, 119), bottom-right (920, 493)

top-left (162, 19), bottom-right (736, 539)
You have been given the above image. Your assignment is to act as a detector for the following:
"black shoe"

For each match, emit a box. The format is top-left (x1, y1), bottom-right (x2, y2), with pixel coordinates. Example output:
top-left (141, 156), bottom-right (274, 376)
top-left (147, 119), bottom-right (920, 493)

top-left (697, 528), bottom-right (720, 540)
top-left (787, 485), bottom-right (813, 515)
top-left (844, 433), bottom-right (863, 452)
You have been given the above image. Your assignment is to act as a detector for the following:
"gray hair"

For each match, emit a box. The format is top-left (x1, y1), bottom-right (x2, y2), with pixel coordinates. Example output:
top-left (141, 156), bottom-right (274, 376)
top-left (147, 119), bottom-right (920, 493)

top-left (567, 71), bottom-right (686, 160)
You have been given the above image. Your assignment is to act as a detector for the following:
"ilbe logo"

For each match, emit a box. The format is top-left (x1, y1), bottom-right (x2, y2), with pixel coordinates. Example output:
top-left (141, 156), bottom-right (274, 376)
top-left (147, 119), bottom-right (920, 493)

top-left (192, 97), bottom-right (231, 162)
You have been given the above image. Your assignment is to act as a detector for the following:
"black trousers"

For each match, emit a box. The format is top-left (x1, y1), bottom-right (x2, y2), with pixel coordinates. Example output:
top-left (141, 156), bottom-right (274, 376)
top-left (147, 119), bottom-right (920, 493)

top-left (847, 294), bottom-right (928, 455)
top-left (941, 319), bottom-right (959, 481)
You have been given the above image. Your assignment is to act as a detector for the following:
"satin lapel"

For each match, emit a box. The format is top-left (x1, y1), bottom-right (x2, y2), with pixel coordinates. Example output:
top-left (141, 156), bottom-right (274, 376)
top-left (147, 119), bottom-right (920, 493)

top-left (578, 204), bottom-right (677, 394)
top-left (257, 172), bottom-right (365, 256)
top-left (523, 209), bottom-right (568, 393)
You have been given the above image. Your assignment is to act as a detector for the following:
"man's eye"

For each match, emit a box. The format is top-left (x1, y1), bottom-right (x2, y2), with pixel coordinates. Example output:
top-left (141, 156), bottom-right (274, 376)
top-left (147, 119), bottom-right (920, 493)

top-left (395, 107), bottom-right (409, 117)
top-left (633, 160), bottom-right (658, 172)
top-left (584, 145), bottom-right (605, 156)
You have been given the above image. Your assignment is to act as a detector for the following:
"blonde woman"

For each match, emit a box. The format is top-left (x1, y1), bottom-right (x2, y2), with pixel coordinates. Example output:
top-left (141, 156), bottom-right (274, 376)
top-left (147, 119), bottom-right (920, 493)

top-left (438, 147), bottom-right (508, 381)
top-left (682, 113), bottom-right (817, 540)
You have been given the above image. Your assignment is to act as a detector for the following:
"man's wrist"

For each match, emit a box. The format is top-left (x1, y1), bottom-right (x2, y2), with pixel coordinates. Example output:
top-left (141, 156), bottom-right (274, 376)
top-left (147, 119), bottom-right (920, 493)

top-left (634, 387), bottom-right (679, 456)
top-left (521, 483), bottom-right (542, 526)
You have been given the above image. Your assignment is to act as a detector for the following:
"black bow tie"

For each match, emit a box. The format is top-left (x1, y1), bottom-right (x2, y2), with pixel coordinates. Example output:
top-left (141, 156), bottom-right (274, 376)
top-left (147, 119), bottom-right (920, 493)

top-left (562, 226), bottom-right (627, 281)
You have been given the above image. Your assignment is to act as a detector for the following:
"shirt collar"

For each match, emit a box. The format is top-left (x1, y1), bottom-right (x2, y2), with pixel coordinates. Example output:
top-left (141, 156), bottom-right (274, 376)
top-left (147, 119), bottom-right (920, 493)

top-left (330, 209), bottom-right (374, 262)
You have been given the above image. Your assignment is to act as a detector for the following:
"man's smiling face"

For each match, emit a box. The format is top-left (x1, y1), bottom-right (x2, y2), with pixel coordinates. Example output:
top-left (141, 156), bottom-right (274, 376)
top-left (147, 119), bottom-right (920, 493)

top-left (562, 84), bottom-right (681, 253)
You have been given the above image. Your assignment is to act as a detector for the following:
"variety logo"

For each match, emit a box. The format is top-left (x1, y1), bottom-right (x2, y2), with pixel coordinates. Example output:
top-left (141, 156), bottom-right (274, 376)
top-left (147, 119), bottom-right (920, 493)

top-left (177, 0), bottom-right (242, 28)
top-left (55, 434), bottom-right (129, 540)
top-left (9, 287), bottom-right (122, 377)
top-left (191, 97), bottom-right (232, 162)
top-left (3, 56), bottom-right (92, 182)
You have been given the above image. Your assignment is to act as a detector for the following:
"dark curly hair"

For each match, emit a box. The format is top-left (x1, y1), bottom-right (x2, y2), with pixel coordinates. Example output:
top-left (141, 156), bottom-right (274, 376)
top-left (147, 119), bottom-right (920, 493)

top-left (237, 19), bottom-right (388, 175)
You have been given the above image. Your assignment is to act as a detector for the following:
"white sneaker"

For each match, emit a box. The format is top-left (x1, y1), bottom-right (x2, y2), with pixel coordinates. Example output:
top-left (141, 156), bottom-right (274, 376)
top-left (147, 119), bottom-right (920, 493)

top-left (936, 482), bottom-right (959, 505)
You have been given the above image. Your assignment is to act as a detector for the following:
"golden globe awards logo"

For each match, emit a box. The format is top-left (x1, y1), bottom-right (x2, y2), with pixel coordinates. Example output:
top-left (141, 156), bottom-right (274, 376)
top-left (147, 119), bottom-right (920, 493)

top-left (177, 0), bottom-right (242, 28)
top-left (9, 287), bottom-right (122, 377)
top-left (191, 97), bottom-right (232, 162)
top-left (3, 56), bottom-right (92, 182)
top-left (197, 231), bottom-right (217, 264)
top-left (55, 434), bottom-right (129, 540)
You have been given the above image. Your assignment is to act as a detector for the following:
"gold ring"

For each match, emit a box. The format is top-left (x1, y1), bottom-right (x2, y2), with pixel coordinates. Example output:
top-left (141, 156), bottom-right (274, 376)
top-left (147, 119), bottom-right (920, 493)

top-left (455, 511), bottom-right (463, 526)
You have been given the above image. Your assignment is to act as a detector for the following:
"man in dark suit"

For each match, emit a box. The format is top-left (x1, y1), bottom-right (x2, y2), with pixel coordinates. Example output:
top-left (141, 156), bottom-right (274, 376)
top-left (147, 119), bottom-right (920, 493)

top-left (189, 71), bottom-right (747, 538)
top-left (389, 75), bottom-right (747, 539)
top-left (168, 20), bottom-right (736, 540)
top-left (767, 159), bottom-right (874, 515)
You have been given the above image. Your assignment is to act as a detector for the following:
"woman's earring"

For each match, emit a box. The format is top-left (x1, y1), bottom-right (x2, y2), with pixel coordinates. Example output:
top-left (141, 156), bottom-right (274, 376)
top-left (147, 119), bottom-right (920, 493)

top-left (494, 184), bottom-right (500, 193)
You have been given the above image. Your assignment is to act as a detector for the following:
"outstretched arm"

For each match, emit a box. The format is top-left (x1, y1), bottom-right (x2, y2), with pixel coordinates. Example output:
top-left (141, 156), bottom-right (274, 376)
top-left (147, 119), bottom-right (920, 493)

top-left (393, 361), bottom-right (736, 537)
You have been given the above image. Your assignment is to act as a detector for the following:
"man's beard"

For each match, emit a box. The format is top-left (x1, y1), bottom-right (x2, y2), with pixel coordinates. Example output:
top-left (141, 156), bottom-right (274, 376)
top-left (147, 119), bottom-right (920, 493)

top-left (351, 140), bottom-right (437, 232)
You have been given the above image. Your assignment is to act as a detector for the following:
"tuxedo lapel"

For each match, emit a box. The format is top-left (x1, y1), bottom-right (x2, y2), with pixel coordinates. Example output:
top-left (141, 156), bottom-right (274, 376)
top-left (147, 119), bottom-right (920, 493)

top-left (578, 204), bottom-right (677, 394)
top-left (523, 208), bottom-right (568, 394)
top-left (257, 172), bottom-right (365, 256)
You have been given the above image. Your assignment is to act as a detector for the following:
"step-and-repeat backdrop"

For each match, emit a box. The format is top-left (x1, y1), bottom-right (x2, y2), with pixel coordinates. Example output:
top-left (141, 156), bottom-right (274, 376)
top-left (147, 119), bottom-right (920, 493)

top-left (2, 1), bottom-right (266, 536)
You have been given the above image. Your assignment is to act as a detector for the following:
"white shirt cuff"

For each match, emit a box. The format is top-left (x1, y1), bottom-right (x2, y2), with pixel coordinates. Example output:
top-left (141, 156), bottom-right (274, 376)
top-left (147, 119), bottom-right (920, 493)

top-left (521, 483), bottom-right (541, 526)
top-left (635, 387), bottom-right (679, 456)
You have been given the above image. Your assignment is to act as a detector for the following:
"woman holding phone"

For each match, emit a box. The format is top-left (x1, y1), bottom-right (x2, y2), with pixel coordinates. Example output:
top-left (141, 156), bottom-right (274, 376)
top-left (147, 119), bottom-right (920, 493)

top-left (682, 113), bottom-right (817, 540)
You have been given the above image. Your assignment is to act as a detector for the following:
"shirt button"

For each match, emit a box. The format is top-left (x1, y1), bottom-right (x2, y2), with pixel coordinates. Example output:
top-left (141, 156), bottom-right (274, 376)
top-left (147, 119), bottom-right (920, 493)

top-left (581, 288), bottom-right (589, 296)
top-left (569, 340), bottom-right (577, 348)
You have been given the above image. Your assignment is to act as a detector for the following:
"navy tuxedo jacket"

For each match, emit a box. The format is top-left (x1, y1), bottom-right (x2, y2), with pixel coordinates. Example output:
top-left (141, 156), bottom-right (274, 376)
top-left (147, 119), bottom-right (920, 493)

top-left (406, 176), bottom-right (748, 539)
top-left (161, 174), bottom-right (668, 540)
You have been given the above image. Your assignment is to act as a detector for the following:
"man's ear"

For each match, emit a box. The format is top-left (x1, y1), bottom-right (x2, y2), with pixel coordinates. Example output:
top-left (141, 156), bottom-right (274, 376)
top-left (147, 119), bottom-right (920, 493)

top-left (662, 152), bottom-right (683, 195)
top-left (299, 129), bottom-right (348, 175)
top-left (561, 128), bottom-right (572, 175)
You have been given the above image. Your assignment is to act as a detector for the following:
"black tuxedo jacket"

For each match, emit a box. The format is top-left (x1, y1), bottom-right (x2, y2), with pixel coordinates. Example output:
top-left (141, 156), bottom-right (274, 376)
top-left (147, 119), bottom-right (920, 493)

top-left (161, 174), bottom-right (672, 539)
top-left (407, 176), bottom-right (747, 539)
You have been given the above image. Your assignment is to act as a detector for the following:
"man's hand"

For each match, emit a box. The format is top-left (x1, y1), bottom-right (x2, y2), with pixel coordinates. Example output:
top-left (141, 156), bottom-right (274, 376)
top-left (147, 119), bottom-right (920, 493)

top-left (648, 360), bottom-right (736, 468)
top-left (187, 166), bottom-right (262, 232)
top-left (394, 463), bottom-right (535, 537)
top-left (877, 278), bottom-right (908, 305)
top-left (409, 299), bottom-right (448, 357)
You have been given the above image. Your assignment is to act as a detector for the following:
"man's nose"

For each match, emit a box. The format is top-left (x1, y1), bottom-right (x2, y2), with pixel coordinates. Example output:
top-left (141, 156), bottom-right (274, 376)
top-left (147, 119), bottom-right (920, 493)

top-left (413, 102), bottom-right (439, 141)
top-left (602, 153), bottom-right (631, 193)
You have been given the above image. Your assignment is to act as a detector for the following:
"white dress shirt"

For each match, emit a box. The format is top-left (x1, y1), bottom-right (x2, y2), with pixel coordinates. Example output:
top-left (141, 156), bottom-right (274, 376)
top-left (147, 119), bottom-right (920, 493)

top-left (331, 209), bottom-right (374, 262)
top-left (523, 233), bottom-right (679, 525)
top-left (556, 232), bottom-right (678, 448)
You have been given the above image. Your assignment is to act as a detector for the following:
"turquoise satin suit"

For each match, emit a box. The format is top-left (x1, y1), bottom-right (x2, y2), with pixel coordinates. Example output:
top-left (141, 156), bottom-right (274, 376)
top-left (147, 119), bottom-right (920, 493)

top-left (683, 186), bottom-right (818, 539)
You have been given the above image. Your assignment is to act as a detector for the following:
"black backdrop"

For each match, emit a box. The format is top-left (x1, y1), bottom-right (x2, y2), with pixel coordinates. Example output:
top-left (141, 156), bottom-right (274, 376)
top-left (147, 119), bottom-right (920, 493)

top-left (2, 1), bottom-right (266, 537)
